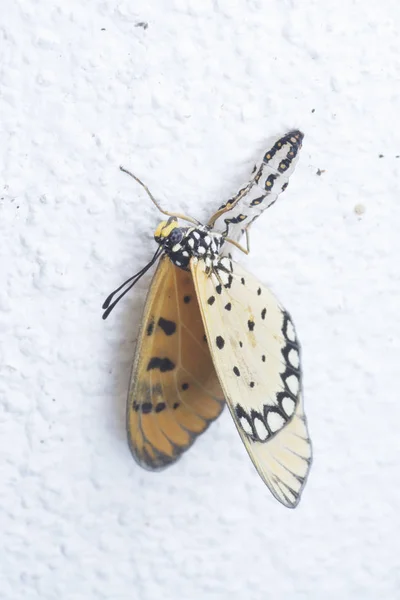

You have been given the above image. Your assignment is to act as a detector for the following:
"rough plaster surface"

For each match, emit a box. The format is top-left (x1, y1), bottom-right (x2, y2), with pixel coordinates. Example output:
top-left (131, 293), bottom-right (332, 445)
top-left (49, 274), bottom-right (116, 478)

top-left (1, 1), bottom-right (400, 599)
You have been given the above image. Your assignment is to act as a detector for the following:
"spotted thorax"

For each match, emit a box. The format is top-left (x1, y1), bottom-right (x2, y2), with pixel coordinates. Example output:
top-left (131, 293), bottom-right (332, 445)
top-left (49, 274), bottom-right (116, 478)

top-left (154, 217), bottom-right (225, 272)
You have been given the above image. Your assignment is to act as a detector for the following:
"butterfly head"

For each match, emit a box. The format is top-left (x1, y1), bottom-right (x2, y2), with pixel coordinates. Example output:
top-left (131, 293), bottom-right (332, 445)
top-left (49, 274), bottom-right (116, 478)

top-left (154, 217), bottom-right (185, 248)
top-left (153, 217), bottom-right (192, 269)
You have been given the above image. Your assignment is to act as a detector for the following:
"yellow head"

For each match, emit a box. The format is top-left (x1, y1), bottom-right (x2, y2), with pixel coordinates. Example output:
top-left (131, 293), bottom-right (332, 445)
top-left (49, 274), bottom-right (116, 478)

top-left (154, 217), bottom-right (179, 243)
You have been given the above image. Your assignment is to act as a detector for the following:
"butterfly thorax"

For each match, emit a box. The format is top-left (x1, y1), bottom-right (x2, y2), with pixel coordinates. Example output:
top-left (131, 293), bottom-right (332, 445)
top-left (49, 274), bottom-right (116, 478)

top-left (154, 218), bottom-right (224, 271)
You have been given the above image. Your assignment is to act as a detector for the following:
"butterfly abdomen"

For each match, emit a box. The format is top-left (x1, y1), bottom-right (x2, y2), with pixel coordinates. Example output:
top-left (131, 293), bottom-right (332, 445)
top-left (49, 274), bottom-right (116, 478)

top-left (211, 130), bottom-right (304, 243)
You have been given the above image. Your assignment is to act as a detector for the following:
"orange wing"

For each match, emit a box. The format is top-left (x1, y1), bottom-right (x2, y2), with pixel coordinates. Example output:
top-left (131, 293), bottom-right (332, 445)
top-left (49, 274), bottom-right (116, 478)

top-left (127, 255), bottom-right (225, 469)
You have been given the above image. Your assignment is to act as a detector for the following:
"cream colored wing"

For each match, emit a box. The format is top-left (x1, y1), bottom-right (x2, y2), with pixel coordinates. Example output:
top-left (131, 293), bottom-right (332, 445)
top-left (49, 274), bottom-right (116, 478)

top-left (191, 256), bottom-right (312, 507)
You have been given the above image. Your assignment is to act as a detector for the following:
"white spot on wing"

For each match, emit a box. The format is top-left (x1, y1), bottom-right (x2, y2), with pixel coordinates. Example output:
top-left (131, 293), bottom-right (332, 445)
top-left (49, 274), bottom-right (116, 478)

top-left (253, 417), bottom-right (269, 441)
top-left (240, 417), bottom-right (253, 436)
top-left (219, 270), bottom-right (230, 286)
top-left (285, 375), bottom-right (299, 395)
top-left (267, 411), bottom-right (286, 433)
top-left (282, 396), bottom-right (296, 417)
top-left (198, 246), bottom-right (206, 254)
top-left (288, 348), bottom-right (299, 369)
top-left (286, 319), bottom-right (296, 342)
top-left (220, 257), bottom-right (231, 270)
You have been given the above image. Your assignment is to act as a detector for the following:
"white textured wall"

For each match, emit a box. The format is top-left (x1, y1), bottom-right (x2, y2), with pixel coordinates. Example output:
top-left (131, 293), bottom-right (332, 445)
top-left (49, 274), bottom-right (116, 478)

top-left (2, 1), bottom-right (400, 598)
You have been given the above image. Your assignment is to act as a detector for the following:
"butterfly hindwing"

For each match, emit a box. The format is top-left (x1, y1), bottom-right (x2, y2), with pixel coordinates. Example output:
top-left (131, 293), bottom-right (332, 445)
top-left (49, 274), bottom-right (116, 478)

top-left (208, 130), bottom-right (304, 245)
top-left (127, 256), bottom-right (225, 470)
top-left (191, 256), bottom-right (312, 507)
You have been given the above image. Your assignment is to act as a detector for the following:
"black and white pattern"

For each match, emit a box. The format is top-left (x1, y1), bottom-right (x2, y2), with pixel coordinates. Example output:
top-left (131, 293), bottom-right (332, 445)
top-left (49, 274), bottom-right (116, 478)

top-left (154, 218), bottom-right (225, 270)
top-left (209, 130), bottom-right (304, 245)
top-left (190, 257), bottom-right (312, 508)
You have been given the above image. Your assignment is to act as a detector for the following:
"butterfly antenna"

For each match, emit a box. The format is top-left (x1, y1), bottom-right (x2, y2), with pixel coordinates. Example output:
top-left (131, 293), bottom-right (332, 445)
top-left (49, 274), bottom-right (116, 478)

top-left (102, 246), bottom-right (163, 320)
top-left (119, 166), bottom-right (200, 226)
top-left (120, 166), bottom-right (160, 210)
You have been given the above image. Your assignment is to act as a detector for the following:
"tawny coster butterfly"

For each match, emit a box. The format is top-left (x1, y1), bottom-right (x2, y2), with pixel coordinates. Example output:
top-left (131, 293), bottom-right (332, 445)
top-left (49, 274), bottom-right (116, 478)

top-left (103, 130), bottom-right (312, 508)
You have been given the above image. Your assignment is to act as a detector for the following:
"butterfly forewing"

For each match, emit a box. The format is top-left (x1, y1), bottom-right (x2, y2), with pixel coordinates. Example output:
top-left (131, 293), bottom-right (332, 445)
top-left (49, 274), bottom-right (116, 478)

top-left (191, 257), bottom-right (312, 507)
top-left (127, 256), bottom-right (224, 470)
top-left (209, 130), bottom-right (304, 245)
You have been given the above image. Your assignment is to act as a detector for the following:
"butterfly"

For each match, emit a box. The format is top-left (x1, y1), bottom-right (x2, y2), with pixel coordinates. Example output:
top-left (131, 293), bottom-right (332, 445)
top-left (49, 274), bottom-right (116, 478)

top-left (103, 130), bottom-right (312, 508)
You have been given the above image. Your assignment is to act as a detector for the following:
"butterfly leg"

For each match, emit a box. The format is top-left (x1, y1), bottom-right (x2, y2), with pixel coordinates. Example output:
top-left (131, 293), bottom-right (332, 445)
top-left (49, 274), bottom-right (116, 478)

top-left (245, 227), bottom-right (251, 253)
top-left (225, 236), bottom-right (249, 255)
top-left (226, 225), bottom-right (252, 255)
top-left (120, 166), bottom-right (200, 226)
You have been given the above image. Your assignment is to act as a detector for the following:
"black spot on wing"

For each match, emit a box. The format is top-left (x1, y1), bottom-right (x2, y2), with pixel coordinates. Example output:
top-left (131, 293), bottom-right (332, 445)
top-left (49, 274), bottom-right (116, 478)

top-left (216, 336), bottom-right (225, 349)
top-left (155, 402), bottom-right (166, 413)
top-left (142, 402), bottom-right (153, 414)
top-left (147, 319), bottom-right (155, 336)
top-left (261, 308), bottom-right (266, 320)
top-left (233, 366), bottom-right (240, 376)
top-left (158, 317), bottom-right (176, 336)
top-left (147, 357), bottom-right (175, 372)
top-left (208, 296), bottom-right (215, 305)
top-left (181, 382), bottom-right (189, 391)
top-left (183, 295), bottom-right (191, 304)
top-left (224, 302), bottom-right (232, 311)
top-left (248, 319), bottom-right (255, 331)
top-left (225, 274), bottom-right (233, 289)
